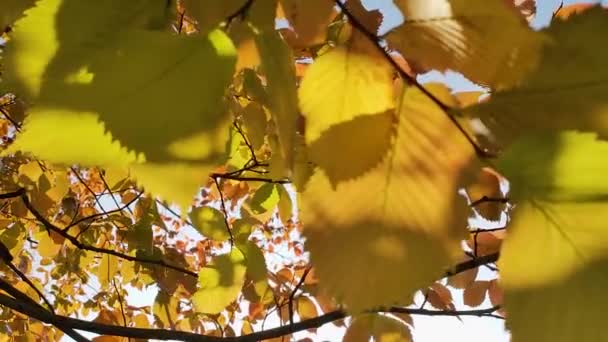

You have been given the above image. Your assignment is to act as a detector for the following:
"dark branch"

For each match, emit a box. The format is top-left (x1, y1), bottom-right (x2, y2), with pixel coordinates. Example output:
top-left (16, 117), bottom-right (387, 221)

top-left (226, 0), bottom-right (255, 25)
top-left (0, 288), bottom-right (500, 341)
top-left (210, 173), bottom-right (291, 184)
top-left (469, 196), bottom-right (509, 207)
top-left (212, 177), bottom-right (235, 246)
top-left (0, 278), bottom-right (89, 341)
top-left (446, 252), bottom-right (500, 277)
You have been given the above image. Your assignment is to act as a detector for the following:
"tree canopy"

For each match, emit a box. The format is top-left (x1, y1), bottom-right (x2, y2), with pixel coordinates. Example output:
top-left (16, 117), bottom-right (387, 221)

top-left (0, 0), bottom-right (605, 341)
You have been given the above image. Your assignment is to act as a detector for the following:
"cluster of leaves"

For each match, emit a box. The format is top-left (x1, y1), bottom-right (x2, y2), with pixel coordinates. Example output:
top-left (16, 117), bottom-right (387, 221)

top-left (0, 0), bottom-right (606, 341)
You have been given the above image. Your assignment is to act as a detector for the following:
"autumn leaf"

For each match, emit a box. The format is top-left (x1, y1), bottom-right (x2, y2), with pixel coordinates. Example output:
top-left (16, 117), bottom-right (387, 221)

top-left (299, 34), bottom-right (394, 144)
top-left (300, 84), bottom-right (474, 312)
top-left (192, 249), bottom-right (247, 314)
top-left (497, 132), bottom-right (608, 288)
top-left (387, 0), bottom-right (545, 90)
top-left (344, 314), bottom-right (412, 342)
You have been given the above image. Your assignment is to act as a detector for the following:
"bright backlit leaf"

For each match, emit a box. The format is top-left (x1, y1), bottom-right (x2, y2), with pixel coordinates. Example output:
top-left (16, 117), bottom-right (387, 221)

top-left (189, 206), bottom-right (229, 242)
top-left (497, 132), bottom-right (608, 288)
top-left (279, 0), bottom-right (336, 47)
top-left (299, 36), bottom-right (394, 143)
top-left (307, 110), bottom-right (395, 185)
top-left (344, 314), bottom-right (412, 342)
top-left (248, 183), bottom-right (280, 215)
top-left (387, 0), bottom-right (545, 90)
top-left (301, 84), bottom-right (473, 312)
top-left (192, 249), bottom-right (247, 314)
top-left (97, 254), bottom-right (118, 288)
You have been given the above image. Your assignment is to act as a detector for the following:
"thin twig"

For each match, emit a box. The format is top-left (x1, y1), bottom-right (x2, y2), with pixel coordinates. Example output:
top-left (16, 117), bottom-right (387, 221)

top-left (64, 190), bottom-right (143, 233)
top-left (212, 177), bottom-right (235, 247)
top-left (288, 266), bottom-right (312, 327)
top-left (226, 0), bottom-right (255, 26)
top-left (445, 252), bottom-right (499, 277)
top-left (112, 279), bottom-right (130, 341)
top-left (19, 190), bottom-right (197, 278)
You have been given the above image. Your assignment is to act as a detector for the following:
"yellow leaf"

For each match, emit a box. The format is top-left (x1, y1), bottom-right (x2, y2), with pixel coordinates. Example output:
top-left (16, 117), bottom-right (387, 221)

top-left (16, 162), bottom-right (43, 188)
top-left (130, 163), bottom-right (214, 213)
top-left (35, 230), bottom-right (62, 258)
top-left (3, 110), bottom-right (138, 167)
top-left (296, 296), bottom-right (317, 320)
top-left (344, 314), bottom-right (412, 342)
top-left (276, 184), bottom-right (293, 224)
top-left (189, 206), bottom-right (229, 242)
top-left (307, 110), bottom-right (395, 184)
top-left (132, 314), bottom-right (150, 328)
top-left (92, 337), bottom-right (125, 342)
top-left (301, 84), bottom-right (473, 312)
top-left (248, 183), bottom-right (280, 215)
top-left (387, 0), bottom-right (545, 90)
top-left (97, 254), bottom-right (118, 288)
top-left (466, 167), bottom-right (505, 221)
top-left (192, 249), bottom-right (247, 314)
top-left (240, 241), bottom-right (269, 302)
top-left (279, 0), bottom-right (336, 47)
top-left (299, 37), bottom-right (394, 144)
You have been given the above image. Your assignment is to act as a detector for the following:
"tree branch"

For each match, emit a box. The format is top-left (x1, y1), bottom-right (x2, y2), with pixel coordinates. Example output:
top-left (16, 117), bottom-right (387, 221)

top-left (19, 190), bottom-right (197, 278)
top-left (0, 278), bottom-right (89, 341)
top-left (0, 288), bottom-right (501, 341)
top-left (446, 252), bottom-right (500, 277)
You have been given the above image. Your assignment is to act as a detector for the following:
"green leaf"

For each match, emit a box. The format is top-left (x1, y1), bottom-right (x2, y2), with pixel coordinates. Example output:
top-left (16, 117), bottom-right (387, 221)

top-left (97, 254), bottom-right (118, 288)
top-left (255, 30), bottom-right (299, 172)
top-left (189, 206), bottom-right (230, 242)
top-left (5, 0), bottom-right (173, 100)
top-left (248, 183), bottom-right (280, 215)
top-left (301, 84), bottom-right (473, 312)
top-left (232, 217), bottom-right (258, 245)
top-left (504, 257), bottom-right (608, 342)
top-left (276, 184), bottom-right (293, 224)
top-left (3, 111), bottom-right (138, 166)
top-left (241, 103), bottom-right (267, 150)
top-left (83, 30), bottom-right (236, 163)
top-left (387, 0), bottom-right (545, 90)
top-left (192, 249), bottom-right (247, 314)
top-left (496, 132), bottom-right (608, 288)
top-left (240, 241), bottom-right (268, 302)
top-left (465, 7), bottom-right (608, 146)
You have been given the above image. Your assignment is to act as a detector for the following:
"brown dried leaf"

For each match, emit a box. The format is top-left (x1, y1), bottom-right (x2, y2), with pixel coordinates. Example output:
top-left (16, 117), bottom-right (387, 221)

top-left (463, 280), bottom-right (490, 307)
